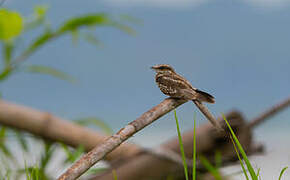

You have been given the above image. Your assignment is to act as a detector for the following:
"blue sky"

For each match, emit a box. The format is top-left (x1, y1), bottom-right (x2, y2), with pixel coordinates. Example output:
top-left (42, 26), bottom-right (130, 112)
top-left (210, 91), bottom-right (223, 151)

top-left (2, 0), bottom-right (290, 145)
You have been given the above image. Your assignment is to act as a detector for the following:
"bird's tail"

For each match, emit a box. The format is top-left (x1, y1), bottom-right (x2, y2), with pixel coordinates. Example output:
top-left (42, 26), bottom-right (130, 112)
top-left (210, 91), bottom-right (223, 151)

top-left (195, 89), bottom-right (215, 103)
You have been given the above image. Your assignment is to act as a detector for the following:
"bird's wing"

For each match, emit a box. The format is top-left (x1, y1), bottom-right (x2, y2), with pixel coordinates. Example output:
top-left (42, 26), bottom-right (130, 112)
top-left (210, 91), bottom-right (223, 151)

top-left (156, 74), bottom-right (189, 89)
top-left (175, 73), bottom-right (197, 90)
top-left (156, 74), bottom-right (197, 99)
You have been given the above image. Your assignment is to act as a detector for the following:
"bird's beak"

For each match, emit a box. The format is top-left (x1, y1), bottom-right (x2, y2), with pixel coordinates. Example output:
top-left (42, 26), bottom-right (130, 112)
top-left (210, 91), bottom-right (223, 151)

top-left (151, 66), bottom-right (157, 70)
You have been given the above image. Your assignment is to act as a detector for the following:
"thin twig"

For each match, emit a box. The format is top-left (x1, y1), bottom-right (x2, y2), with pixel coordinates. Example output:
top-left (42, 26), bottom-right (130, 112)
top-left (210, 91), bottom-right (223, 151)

top-left (193, 100), bottom-right (223, 131)
top-left (57, 98), bottom-right (187, 180)
top-left (248, 96), bottom-right (290, 128)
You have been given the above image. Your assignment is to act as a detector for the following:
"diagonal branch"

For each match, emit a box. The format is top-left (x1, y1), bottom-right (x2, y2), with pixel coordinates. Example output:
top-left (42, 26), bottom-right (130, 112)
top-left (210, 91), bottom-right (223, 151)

top-left (57, 98), bottom-right (187, 180)
top-left (0, 100), bottom-right (139, 160)
top-left (193, 100), bottom-right (223, 131)
top-left (248, 96), bottom-right (290, 128)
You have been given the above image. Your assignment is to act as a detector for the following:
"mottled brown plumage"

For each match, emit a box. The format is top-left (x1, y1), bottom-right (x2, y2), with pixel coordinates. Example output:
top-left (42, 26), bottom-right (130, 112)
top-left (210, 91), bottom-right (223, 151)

top-left (151, 64), bottom-right (215, 103)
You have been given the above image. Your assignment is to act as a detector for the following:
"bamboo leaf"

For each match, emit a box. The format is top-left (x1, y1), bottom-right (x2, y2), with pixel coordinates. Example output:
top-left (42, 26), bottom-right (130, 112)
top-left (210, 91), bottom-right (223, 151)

top-left (26, 65), bottom-right (75, 83)
top-left (58, 13), bottom-right (109, 34)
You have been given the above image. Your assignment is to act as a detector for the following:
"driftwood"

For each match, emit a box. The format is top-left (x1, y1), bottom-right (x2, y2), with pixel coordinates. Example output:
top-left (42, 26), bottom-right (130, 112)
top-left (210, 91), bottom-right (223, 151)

top-left (90, 111), bottom-right (255, 180)
top-left (88, 97), bottom-right (289, 180)
top-left (0, 100), bottom-right (140, 161)
top-left (0, 99), bottom-right (198, 167)
top-left (57, 96), bottom-right (226, 180)
top-left (57, 98), bottom-right (188, 180)
top-left (0, 96), bottom-right (289, 180)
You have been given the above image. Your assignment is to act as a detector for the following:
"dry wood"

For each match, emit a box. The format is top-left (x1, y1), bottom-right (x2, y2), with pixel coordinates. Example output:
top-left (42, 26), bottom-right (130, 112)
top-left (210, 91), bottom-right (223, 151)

top-left (90, 111), bottom-right (254, 180)
top-left (0, 95), bottom-right (289, 180)
top-left (57, 98), bottom-right (187, 180)
top-left (0, 100), bottom-right (140, 160)
top-left (193, 100), bottom-right (223, 131)
top-left (248, 96), bottom-right (290, 128)
top-left (90, 96), bottom-right (290, 180)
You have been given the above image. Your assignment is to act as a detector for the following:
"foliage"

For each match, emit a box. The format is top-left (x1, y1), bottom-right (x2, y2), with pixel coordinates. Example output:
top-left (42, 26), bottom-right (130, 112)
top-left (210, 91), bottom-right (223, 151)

top-left (223, 114), bottom-right (258, 180)
top-left (0, 9), bottom-right (23, 42)
top-left (0, 5), bottom-right (133, 179)
top-left (174, 110), bottom-right (189, 180)
top-left (192, 113), bottom-right (196, 180)
top-left (0, 6), bottom-right (134, 83)
top-left (279, 167), bottom-right (288, 180)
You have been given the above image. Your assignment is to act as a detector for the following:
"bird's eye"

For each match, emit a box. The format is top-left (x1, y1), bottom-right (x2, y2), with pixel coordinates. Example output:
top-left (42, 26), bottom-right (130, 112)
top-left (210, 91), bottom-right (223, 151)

top-left (159, 67), bottom-right (166, 70)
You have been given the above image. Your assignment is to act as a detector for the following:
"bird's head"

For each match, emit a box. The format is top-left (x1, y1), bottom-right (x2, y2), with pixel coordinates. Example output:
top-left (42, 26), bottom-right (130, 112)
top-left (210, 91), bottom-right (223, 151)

top-left (151, 64), bottom-right (175, 74)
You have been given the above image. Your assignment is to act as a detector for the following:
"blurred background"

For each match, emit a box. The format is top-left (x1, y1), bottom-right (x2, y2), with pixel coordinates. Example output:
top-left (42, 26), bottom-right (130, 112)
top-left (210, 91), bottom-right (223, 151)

top-left (2, 0), bottom-right (290, 179)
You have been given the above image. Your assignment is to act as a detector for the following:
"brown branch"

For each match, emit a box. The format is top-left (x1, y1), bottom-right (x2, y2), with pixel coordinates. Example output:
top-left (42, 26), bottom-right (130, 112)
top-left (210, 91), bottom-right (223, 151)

top-left (193, 100), bottom-right (223, 131)
top-left (0, 99), bottom-right (212, 168)
top-left (0, 100), bottom-right (140, 161)
top-left (57, 98), bottom-right (187, 180)
top-left (90, 111), bottom-right (254, 180)
top-left (248, 96), bottom-right (290, 128)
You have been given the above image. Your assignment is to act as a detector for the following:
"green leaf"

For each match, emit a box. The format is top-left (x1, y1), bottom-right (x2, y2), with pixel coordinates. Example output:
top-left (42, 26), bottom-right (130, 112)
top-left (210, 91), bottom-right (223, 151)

top-left (40, 142), bottom-right (54, 172)
top-left (82, 32), bottom-right (103, 47)
top-left (279, 167), bottom-right (288, 180)
top-left (71, 29), bottom-right (79, 45)
top-left (61, 143), bottom-right (85, 164)
top-left (0, 126), bottom-right (13, 158)
top-left (192, 113), bottom-right (196, 180)
top-left (174, 110), bottom-right (189, 180)
top-left (230, 135), bottom-right (249, 180)
top-left (34, 5), bottom-right (48, 18)
top-left (14, 130), bottom-right (29, 152)
top-left (24, 31), bottom-right (55, 54)
top-left (112, 170), bottom-right (118, 180)
top-left (0, 66), bottom-right (12, 81)
top-left (58, 13), bottom-right (109, 34)
top-left (223, 114), bottom-right (258, 180)
top-left (199, 156), bottom-right (222, 180)
top-left (26, 65), bottom-right (75, 83)
top-left (110, 22), bottom-right (135, 35)
top-left (3, 41), bottom-right (13, 65)
top-left (23, 5), bottom-right (49, 32)
top-left (86, 167), bottom-right (108, 175)
top-left (0, 9), bottom-right (23, 41)
top-left (75, 117), bottom-right (113, 135)
top-left (214, 151), bottom-right (222, 169)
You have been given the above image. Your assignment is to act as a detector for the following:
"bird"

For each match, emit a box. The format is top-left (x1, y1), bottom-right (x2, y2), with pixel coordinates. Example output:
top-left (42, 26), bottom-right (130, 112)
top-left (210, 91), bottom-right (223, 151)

top-left (151, 64), bottom-right (215, 103)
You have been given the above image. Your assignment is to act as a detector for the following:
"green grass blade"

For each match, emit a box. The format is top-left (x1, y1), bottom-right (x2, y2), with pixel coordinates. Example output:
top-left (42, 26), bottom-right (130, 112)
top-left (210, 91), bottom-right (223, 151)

top-left (192, 113), bottom-right (196, 180)
top-left (279, 166), bottom-right (288, 180)
top-left (214, 151), bottom-right (222, 169)
top-left (230, 135), bottom-right (249, 180)
top-left (256, 168), bottom-right (261, 178)
top-left (112, 170), bottom-right (118, 180)
top-left (174, 110), bottom-right (189, 180)
top-left (199, 156), bottom-right (222, 180)
top-left (223, 114), bottom-right (258, 180)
